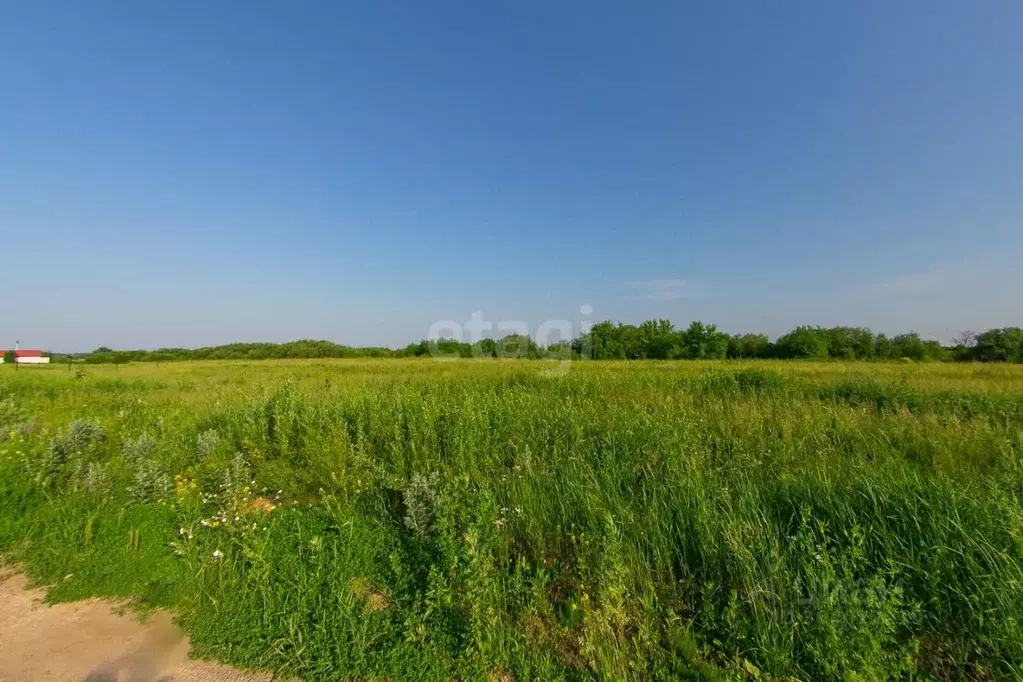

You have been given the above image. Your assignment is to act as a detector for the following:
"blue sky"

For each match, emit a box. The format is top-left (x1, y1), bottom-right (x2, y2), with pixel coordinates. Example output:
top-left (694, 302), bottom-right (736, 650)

top-left (2, 1), bottom-right (1021, 351)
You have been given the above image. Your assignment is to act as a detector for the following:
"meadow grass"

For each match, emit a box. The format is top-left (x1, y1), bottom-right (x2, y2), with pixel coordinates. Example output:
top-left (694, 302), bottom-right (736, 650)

top-left (2, 359), bottom-right (1023, 680)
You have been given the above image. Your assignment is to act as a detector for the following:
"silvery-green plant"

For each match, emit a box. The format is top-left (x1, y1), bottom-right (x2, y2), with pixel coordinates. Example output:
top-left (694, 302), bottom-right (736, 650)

top-left (48, 419), bottom-right (105, 464)
top-left (66, 419), bottom-right (104, 450)
top-left (1, 420), bottom-right (36, 442)
top-left (123, 432), bottom-right (157, 463)
top-left (196, 428), bottom-right (220, 462)
top-left (24, 445), bottom-right (63, 488)
top-left (128, 458), bottom-right (171, 503)
top-left (221, 452), bottom-right (252, 509)
top-left (68, 460), bottom-right (112, 494)
top-left (403, 472), bottom-right (441, 539)
top-left (0, 397), bottom-right (22, 440)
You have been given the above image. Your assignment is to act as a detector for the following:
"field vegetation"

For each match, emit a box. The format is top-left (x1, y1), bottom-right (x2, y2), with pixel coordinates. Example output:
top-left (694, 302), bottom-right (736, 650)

top-left (2, 359), bottom-right (1023, 680)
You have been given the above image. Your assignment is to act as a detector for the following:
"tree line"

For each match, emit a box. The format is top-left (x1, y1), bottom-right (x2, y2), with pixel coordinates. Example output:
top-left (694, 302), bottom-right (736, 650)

top-left (74, 323), bottom-right (1023, 364)
top-left (568, 322), bottom-right (1023, 362)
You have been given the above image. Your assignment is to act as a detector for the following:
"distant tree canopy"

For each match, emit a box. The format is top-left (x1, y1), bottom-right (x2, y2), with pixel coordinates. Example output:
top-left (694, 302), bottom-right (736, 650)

top-left (75, 325), bottom-right (1023, 365)
top-left (728, 333), bottom-right (770, 359)
top-left (85, 340), bottom-right (393, 365)
top-left (968, 327), bottom-right (1023, 363)
top-left (768, 327), bottom-right (949, 362)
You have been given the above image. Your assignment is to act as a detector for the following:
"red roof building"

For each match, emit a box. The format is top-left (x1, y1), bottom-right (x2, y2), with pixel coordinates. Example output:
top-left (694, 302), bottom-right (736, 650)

top-left (0, 349), bottom-right (49, 364)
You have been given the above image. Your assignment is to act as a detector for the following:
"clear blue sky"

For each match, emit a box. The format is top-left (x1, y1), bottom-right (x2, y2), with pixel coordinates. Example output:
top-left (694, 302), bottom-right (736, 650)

top-left (2, 1), bottom-right (1021, 351)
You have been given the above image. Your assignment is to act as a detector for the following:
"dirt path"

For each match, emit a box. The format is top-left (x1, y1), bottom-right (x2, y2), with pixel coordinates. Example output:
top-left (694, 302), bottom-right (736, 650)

top-left (0, 572), bottom-right (272, 682)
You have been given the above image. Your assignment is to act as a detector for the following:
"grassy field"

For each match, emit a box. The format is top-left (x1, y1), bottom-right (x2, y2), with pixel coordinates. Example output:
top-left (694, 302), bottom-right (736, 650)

top-left (2, 359), bottom-right (1023, 680)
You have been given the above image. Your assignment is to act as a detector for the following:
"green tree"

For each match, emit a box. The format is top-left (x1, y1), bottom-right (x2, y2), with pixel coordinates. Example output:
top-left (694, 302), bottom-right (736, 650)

top-left (727, 333), bottom-right (770, 359)
top-left (874, 334), bottom-right (894, 359)
top-left (428, 338), bottom-right (471, 359)
top-left (774, 326), bottom-right (829, 359)
top-left (680, 321), bottom-right (729, 359)
top-left (583, 321), bottom-right (628, 360)
top-left (824, 327), bottom-right (875, 359)
top-left (638, 319), bottom-right (679, 359)
top-left (971, 328), bottom-right (1023, 363)
top-left (495, 334), bottom-right (538, 359)
top-left (471, 338), bottom-right (498, 358)
top-left (543, 341), bottom-right (577, 360)
top-left (891, 333), bottom-right (927, 361)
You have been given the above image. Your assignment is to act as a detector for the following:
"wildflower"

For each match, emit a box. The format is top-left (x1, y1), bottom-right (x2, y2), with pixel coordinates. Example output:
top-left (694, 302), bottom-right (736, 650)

top-left (212, 549), bottom-right (224, 559)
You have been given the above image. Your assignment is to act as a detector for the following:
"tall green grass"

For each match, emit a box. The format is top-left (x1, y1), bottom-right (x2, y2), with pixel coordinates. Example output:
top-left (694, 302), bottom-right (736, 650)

top-left (2, 360), bottom-right (1022, 680)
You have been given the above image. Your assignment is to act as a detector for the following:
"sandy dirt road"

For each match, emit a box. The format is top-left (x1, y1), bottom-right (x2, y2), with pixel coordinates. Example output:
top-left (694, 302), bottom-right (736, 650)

top-left (0, 572), bottom-right (272, 682)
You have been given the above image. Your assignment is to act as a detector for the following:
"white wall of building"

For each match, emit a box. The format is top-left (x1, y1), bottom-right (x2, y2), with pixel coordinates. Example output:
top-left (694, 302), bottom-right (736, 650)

top-left (15, 357), bottom-right (50, 364)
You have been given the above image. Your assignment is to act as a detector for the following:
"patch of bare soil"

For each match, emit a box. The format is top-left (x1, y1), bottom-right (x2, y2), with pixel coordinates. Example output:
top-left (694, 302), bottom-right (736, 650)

top-left (0, 571), bottom-right (272, 682)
